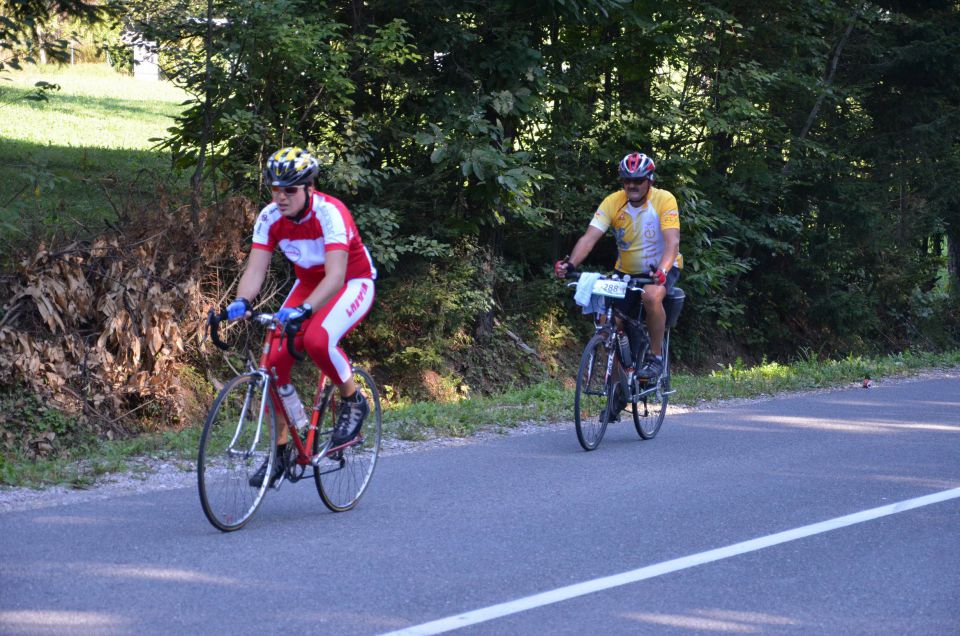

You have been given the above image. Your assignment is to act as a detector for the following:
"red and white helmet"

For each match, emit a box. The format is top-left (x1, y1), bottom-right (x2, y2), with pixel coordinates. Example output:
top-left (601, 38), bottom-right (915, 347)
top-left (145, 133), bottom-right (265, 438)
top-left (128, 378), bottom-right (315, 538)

top-left (618, 152), bottom-right (656, 181)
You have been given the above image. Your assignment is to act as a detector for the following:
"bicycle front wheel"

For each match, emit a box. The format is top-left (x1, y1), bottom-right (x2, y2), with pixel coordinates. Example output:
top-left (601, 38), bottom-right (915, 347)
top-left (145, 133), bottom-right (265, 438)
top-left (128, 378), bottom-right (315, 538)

top-left (574, 333), bottom-right (615, 451)
top-left (313, 368), bottom-right (382, 512)
top-left (198, 373), bottom-right (277, 532)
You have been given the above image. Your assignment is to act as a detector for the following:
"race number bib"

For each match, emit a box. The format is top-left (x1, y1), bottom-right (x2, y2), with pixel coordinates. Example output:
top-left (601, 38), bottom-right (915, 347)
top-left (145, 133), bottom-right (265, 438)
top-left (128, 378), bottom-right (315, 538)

top-left (591, 279), bottom-right (627, 298)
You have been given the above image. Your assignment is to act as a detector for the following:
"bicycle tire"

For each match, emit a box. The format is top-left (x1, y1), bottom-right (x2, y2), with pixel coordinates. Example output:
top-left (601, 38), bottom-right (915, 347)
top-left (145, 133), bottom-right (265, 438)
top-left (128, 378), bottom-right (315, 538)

top-left (198, 373), bottom-right (277, 532)
top-left (313, 368), bottom-right (382, 512)
top-left (574, 333), bottom-right (616, 451)
top-left (633, 331), bottom-right (669, 439)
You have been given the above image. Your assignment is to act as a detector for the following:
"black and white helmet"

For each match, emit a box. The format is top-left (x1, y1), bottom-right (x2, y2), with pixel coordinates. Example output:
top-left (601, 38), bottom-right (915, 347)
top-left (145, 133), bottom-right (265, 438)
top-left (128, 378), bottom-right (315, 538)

top-left (264, 147), bottom-right (319, 186)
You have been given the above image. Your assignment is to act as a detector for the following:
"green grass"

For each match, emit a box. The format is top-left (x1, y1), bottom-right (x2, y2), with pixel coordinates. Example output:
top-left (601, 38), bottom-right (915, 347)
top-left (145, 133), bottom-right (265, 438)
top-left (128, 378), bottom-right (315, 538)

top-left (383, 380), bottom-right (572, 440)
top-left (0, 63), bottom-right (188, 247)
top-left (672, 349), bottom-right (960, 403)
top-left (3, 349), bottom-right (957, 489)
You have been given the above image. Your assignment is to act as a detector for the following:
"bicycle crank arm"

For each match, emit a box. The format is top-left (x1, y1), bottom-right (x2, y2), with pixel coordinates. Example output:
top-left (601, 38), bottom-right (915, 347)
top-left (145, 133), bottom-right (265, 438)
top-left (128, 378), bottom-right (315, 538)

top-left (311, 434), bottom-right (365, 465)
top-left (310, 442), bottom-right (332, 466)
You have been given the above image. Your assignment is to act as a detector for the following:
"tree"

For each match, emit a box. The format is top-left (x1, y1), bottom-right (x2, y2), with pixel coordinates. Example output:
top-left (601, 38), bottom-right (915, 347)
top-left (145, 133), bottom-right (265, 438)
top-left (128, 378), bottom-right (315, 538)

top-left (134, 0), bottom-right (959, 378)
top-left (1, 1), bottom-right (107, 71)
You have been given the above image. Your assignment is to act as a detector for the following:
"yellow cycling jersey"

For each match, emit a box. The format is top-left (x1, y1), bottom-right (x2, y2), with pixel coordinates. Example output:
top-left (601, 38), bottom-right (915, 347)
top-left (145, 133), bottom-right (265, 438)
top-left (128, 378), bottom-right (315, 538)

top-left (589, 186), bottom-right (681, 275)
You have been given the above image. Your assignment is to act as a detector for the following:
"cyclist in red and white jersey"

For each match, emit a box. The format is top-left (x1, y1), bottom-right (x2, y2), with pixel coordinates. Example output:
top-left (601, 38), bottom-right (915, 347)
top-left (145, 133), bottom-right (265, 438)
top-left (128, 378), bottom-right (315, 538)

top-left (226, 147), bottom-right (376, 487)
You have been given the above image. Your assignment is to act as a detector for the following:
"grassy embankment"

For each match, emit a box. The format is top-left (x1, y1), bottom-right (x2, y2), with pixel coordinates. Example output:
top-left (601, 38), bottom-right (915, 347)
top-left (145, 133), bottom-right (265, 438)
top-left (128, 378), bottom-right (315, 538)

top-left (1, 65), bottom-right (958, 488)
top-left (0, 63), bottom-right (187, 246)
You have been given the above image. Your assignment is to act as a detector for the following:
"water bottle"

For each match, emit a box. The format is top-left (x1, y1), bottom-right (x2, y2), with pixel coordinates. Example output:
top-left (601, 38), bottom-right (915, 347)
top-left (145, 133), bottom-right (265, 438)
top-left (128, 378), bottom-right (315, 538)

top-left (277, 383), bottom-right (309, 431)
top-left (618, 331), bottom-right (633, 369)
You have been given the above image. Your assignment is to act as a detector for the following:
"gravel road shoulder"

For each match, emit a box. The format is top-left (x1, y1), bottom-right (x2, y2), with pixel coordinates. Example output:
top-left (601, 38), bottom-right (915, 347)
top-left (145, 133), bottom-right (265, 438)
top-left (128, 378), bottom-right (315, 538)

top-left (2, 366), bottom-right (957, 514)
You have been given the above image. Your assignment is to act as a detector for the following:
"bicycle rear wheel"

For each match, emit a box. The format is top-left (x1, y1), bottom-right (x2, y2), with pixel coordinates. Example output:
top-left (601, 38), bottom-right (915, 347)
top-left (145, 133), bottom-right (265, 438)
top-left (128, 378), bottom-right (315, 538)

top-left (633, 331), bottom-right (669, 439)
top-left (574, 333), bottom-right (615, 451)
top-left (313, 368), bottom-right (382, 512)
top-left (197, 373), bottom-right (277, 532)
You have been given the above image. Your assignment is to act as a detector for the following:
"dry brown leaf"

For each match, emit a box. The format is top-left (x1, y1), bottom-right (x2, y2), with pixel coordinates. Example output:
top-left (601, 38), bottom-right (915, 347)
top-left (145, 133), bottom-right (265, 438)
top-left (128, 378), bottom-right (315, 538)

top-left (44, 372), bottom-right (64, 389)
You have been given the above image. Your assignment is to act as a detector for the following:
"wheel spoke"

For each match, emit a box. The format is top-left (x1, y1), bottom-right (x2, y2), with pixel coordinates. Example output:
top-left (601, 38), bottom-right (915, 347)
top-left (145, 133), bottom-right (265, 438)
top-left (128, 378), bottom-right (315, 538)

top-left (575, 334), bottom-right (615, 450)
top-left (633, 332), bottom-right (670, 440)
top-left (198, 374), bottom-right (276, 532)
top-left (314, 369), bottom-right (382, 511)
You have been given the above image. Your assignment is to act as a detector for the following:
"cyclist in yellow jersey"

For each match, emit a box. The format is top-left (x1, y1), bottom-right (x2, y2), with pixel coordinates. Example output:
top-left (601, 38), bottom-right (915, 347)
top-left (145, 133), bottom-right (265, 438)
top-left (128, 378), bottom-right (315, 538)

top-left (555, 152), bottom-right (680, 380)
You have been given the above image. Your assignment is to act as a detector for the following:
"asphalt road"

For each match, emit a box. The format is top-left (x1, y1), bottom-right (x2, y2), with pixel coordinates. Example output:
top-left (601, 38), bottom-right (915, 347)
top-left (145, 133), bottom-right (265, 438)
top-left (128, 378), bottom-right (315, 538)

top-left (1, 374), bottom-right (958, 635)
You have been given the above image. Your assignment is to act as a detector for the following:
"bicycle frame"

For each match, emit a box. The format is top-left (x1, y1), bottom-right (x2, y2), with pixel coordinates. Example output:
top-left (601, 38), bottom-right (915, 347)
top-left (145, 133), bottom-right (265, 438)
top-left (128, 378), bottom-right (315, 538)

top-left (589, 292), bottom-right (673, 405)
top-left (201, 307), bottom-right (382, 530)
top-left (245, 317), bottom-right (364, 472)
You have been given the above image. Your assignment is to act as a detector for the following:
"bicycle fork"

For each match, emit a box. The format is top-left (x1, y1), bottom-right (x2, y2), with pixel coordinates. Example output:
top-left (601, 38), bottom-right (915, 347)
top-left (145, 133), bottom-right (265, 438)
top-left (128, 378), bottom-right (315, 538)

top-left (226, 374), bottom-right (271, 461)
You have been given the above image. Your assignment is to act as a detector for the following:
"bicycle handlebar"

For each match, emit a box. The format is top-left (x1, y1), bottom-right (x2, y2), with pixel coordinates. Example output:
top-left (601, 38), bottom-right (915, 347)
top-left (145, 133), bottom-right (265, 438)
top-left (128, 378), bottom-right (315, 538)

top-left (563, 269), bottom-right (657, 288)
top-left (207, 309), bottom-right (306, 361)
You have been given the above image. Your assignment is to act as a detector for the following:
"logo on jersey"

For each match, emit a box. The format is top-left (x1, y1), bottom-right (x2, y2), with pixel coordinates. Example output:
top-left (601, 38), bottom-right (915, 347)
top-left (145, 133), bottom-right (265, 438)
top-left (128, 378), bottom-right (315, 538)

top-left (282, 243), bottom-right (302, 262)
top-left (613, 227), bottom-right (630, 251)
top-left (254, 212), bottom-right (269, 236)
top-left (347, 282), bottom-right (369, 317)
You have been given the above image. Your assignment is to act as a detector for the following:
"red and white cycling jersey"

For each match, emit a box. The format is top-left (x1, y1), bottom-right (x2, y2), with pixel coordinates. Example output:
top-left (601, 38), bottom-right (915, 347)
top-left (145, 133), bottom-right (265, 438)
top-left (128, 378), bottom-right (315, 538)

top-left (252, 192), bottom-right (377, 285)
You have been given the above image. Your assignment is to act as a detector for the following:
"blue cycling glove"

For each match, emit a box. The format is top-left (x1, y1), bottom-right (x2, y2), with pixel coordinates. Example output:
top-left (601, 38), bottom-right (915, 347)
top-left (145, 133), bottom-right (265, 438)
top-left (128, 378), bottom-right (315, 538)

top-left (276, 304), bottom-right (312, 326)
top-left (226, 298), bottom-right (251, 321)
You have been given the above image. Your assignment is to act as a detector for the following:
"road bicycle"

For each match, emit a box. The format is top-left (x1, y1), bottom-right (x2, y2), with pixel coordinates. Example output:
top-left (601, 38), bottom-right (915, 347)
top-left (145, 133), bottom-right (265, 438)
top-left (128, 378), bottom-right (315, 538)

top-left (567, 271), bottom-right (685, 451)
top-left (197, 309), bottom-right (382, 532)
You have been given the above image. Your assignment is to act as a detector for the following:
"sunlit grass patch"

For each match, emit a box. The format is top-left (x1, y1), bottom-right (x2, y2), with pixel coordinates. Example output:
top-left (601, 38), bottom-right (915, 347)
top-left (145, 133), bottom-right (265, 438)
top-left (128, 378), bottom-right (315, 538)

top-left (1, 63), bottom-right (185, 151)
top-left (0, 63), bottom-right (188, 246)
top-left (383, 380), bottom-right (570, 439)
top-left (673, 350), bottom-right (960, 403)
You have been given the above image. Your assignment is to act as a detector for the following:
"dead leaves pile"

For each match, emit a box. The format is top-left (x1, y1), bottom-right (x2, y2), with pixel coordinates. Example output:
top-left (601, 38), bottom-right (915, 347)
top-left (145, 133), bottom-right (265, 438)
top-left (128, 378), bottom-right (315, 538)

top-left (0, 197), bottom-right (259, 443)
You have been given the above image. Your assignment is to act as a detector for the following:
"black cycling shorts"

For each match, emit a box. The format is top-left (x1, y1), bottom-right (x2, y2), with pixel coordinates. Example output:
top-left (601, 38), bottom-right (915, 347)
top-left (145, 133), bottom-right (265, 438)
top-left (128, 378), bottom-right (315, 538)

top-left (609, 268), bottom-right (680, 321)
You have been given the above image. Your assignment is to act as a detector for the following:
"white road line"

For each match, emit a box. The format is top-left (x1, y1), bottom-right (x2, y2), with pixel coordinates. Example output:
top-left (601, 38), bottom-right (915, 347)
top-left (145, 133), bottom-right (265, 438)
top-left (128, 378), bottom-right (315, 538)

top-left (382, 487), bottom-right (960, 636)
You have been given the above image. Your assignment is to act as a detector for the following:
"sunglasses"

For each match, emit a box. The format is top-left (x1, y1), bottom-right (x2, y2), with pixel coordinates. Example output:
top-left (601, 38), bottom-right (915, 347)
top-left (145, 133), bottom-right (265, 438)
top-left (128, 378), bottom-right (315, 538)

top-left (270, 185), bottom-right (304, 195)
top-left (621, 178), bottom-right (649, 185)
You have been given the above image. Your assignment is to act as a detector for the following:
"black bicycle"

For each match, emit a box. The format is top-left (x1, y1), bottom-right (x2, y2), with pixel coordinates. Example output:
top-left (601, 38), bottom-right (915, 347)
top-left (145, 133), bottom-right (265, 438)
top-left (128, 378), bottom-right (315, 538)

top-left (567, 271), bottom-right (685, 450)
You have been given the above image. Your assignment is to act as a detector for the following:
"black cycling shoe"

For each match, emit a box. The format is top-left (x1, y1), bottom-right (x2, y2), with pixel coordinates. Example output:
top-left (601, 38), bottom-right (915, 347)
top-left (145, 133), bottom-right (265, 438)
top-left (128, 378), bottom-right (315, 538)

top-left (332, 391), bottom-right (369, 445)
top-left (605, 386), bottom-right (627, 423)
top-left (248, 452), bottom-right (285, 488)
top-left (637, 355), bottom-right (664, 381)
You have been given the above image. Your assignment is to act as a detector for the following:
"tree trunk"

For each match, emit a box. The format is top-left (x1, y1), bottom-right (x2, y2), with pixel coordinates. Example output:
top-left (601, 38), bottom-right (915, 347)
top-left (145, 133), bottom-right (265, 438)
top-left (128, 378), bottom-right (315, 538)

top-left (475, 238), bottom-right (501, 340)
top-left (948, 228), bottom-right (960, 289)
top-left (34, 24), bottom-right (47, 65)
top-left (190, 0), bottom-right (215, 227)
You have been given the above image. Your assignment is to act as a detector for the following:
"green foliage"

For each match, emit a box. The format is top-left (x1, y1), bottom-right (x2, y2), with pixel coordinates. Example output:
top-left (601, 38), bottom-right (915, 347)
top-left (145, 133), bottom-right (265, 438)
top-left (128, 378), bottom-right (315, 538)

top-left (383, 380), bottom-right (571, 440)
top-left (0, 0), bottom-right (112, 77)
top-left (0, 388), bottom-right (87, 483)
top-left (13, 0), bottom-right (955, 396)
top-left (358, 241), bottom-right (496, 384)
top-left (679, 349), bottom-right (960, 402)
